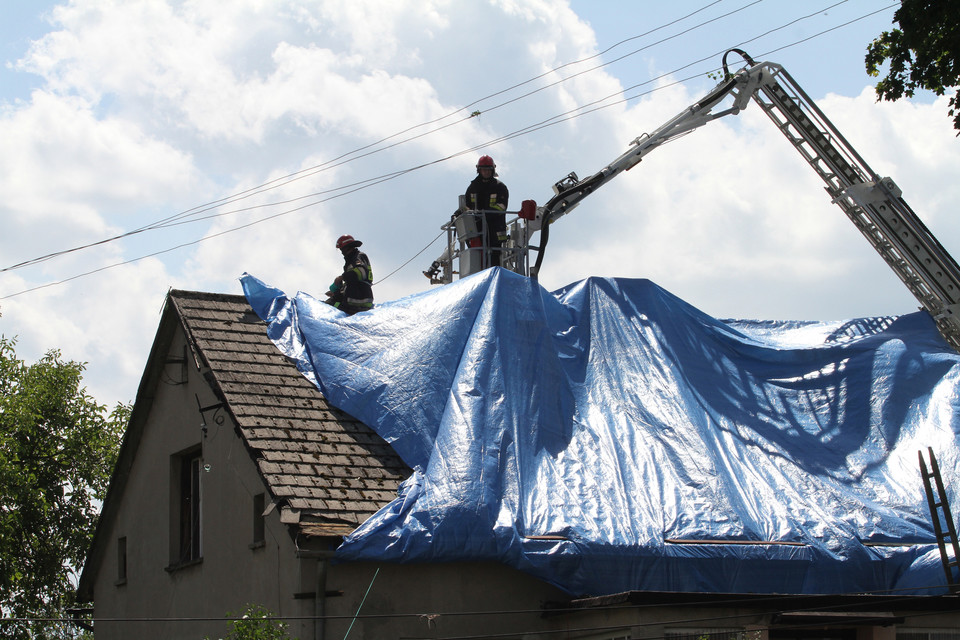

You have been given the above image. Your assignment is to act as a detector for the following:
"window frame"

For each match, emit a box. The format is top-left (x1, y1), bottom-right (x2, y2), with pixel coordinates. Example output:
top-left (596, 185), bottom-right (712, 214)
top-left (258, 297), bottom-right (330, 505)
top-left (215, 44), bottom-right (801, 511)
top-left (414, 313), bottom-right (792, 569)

top-left (115, 536), bottom-right (127, 586)
top-left (168, 446), bottom-right (203, 570)
top-left (251, 492), bottom-right (266, 549)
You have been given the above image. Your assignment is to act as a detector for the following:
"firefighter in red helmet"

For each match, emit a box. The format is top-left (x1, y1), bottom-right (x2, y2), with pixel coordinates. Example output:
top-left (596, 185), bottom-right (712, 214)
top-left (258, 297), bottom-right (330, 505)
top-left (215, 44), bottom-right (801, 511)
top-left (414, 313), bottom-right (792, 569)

top-left (464, 155), bottom-right (509, 267)
top-left (325, 234), bottom-right (374, 315)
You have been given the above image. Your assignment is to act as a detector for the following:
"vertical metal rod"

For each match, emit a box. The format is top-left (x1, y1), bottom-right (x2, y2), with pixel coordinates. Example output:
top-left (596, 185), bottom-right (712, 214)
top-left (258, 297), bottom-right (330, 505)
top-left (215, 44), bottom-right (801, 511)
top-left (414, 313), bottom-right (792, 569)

top-left (315, 558), bottom-right (327, 640)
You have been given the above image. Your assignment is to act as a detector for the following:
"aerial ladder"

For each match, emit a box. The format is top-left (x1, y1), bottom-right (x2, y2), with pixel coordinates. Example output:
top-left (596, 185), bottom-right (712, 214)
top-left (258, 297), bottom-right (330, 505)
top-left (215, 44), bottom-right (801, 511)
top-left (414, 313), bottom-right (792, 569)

top-left (424, 49), bottom-right (960, 352)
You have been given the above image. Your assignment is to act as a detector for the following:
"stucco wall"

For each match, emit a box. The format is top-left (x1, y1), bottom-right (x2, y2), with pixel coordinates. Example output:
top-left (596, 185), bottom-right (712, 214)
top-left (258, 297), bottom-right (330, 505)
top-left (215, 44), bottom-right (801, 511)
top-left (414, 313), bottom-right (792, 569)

top-left (89, 328), bottom-right (300, 639)
top-left (318, 560), bottom-right (570, 640)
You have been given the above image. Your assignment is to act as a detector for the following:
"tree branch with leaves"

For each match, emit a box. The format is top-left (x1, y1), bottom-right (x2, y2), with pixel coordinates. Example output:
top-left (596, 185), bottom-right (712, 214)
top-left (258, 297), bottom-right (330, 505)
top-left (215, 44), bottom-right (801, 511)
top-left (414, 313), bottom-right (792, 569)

top-left (0, 336), bottom-right (127, 639)
top-left (866, 0), bottom-right (960, 134)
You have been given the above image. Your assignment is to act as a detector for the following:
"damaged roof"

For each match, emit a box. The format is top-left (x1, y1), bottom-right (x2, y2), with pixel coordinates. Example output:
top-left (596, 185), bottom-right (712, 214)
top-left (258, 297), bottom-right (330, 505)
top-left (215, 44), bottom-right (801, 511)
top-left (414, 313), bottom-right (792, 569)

top-left (168, 290), bottom-right (409, 536)
top-left (78, 290), bottom-right (408, 600)
top-left (241, 269), bottom-right (960, 597)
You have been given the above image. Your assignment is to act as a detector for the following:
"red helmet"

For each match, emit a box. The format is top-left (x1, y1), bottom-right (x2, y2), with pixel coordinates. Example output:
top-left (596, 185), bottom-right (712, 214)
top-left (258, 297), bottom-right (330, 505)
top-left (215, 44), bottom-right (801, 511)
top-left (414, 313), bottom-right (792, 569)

top-left (476, 155), bottom-right (496, 169)
top-left (336, 234), bottom-right (362, 250)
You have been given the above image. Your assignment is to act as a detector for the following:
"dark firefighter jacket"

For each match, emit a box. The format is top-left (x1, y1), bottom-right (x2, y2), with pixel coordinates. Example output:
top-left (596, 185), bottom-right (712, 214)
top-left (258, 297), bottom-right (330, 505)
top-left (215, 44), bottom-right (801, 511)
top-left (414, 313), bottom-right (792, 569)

top-left (332, 249), bottom-right (374, 314)
top-left (464, 176), bottom-right (509, 265)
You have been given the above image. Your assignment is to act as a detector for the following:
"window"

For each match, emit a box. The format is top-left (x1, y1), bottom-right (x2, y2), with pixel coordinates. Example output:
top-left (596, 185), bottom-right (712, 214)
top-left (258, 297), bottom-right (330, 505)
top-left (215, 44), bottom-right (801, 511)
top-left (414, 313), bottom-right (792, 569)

top-left (251, 493), bottom-right (265, 548)
top-left (116, 536), bottom-right (127, 585)
top-left (172, 449), bottom-right (202, 565)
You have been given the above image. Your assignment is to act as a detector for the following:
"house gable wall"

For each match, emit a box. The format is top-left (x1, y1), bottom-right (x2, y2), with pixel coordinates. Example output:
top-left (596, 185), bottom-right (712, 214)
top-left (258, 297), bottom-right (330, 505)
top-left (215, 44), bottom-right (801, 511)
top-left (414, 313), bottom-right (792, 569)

top-left (89, 326), bottom-right (303, 639)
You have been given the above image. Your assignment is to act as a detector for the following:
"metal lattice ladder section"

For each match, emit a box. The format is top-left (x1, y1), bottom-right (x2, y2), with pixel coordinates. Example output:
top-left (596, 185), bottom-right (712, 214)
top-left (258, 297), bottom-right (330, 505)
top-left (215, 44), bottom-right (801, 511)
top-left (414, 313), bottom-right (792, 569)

top-left (747, 64), bottom-right (960, 352)
top-left (919, 447), bottom-right (960, 592)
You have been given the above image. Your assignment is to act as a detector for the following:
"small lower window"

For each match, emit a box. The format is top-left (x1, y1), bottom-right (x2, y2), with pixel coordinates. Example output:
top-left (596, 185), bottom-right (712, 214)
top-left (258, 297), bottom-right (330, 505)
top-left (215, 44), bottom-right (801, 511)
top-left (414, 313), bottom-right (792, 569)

top-left (116, 536), bottom-right (127, 585)
top-left (252, 493), bottom-right (265, 547)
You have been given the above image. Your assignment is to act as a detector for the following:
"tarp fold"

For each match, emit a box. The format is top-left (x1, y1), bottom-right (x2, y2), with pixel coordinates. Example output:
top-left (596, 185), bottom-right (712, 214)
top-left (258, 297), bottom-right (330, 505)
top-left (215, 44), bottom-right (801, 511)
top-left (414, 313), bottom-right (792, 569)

top-left (242, 269), bottom-right (960, 596)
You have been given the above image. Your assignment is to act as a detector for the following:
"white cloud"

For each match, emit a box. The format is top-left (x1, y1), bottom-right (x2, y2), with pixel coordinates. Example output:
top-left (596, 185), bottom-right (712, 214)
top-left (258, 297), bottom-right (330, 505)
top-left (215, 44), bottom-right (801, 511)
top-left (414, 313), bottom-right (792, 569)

top-left (1, 0), bottom-right (955, 410)
top-left (536, 81), bottom-right (960, 320)
top-left (310, 0), bottom-right (450, 67)
top-left (0, 247), bottom-right (173, 406)
top-left (180, 160), bottom-right (346, 296)
top-left (0, 90), bottom-right (198, 218)
top-left (16, 0), bottom-right (471, 147)
top-left (0, 88), bottom-right (201, 309)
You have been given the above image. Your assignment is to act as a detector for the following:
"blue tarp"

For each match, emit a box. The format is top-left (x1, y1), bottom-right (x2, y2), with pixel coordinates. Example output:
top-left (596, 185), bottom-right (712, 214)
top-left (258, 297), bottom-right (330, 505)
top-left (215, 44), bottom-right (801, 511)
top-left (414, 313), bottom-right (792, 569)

top-left (241, 268), bottom-right (960, 597)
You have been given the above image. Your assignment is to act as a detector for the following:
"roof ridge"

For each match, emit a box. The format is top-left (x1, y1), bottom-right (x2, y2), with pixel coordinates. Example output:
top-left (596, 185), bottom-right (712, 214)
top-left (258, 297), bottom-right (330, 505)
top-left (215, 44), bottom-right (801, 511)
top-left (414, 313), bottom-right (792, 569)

top-left (169, 289), bottom-right (247, 303)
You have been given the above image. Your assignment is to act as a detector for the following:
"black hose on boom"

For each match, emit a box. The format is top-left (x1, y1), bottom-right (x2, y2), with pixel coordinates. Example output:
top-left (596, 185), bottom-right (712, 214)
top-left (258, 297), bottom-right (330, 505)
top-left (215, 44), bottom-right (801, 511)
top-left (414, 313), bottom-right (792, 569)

top-left (530, 172), bottom-right (605, 279)
top-left (721, 48), bottom-right (755, 79)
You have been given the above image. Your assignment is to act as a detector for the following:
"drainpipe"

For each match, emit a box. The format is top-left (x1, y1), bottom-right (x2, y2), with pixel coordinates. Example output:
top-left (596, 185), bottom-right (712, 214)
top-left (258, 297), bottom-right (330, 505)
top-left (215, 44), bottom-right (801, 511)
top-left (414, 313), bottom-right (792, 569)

top-left (296, 549), bottom-right (334, 640)
top-left (315, 557), bottom-right (328, 640)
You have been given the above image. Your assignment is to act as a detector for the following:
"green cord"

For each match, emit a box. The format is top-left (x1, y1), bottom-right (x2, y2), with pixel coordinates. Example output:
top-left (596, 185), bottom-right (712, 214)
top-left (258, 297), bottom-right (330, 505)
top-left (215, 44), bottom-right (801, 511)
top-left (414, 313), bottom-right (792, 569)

top-left (342, 566), bottom-right (380, 640)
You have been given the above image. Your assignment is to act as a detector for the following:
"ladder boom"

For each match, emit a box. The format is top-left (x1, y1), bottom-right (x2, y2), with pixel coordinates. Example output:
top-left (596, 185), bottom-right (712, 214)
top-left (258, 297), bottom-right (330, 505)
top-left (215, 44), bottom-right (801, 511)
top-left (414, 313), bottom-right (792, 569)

top-left (746, 60), bottom-right (960, 350)
top-left (425, 50), bottom-right (960, 350)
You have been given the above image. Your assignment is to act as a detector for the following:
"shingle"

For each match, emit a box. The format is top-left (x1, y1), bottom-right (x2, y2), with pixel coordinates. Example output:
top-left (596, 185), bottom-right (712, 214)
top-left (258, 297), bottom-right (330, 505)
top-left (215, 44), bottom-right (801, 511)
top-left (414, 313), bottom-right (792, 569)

top-left (258, 460), bottom-right (282, 474)
top-left (170, 290), bottom-right (410, 535)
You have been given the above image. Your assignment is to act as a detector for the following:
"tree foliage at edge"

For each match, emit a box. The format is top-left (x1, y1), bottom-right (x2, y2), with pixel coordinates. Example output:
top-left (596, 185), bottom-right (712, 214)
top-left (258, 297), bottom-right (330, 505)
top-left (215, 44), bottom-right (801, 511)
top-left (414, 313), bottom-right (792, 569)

top-left (866, 0), bottom-right (960, 133)
top-left (0, 335), bottom-right (128, 639)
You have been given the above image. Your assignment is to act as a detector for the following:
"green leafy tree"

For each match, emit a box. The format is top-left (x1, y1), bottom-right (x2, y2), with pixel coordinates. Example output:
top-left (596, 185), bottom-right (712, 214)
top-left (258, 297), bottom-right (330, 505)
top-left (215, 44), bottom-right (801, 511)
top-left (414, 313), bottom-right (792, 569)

top-left (206, 604), bottom-right (294, 640)
top-left (865, 0), bottom-right (960, 133)
top-left (0, 335), bottom-right (127, 639)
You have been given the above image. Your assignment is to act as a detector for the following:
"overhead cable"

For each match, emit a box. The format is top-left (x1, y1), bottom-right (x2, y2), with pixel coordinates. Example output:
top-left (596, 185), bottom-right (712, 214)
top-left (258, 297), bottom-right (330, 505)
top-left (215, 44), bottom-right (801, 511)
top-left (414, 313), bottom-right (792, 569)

top-left (0, 0), bottom-right (773, 274)
top-left (0, 2), bottom-right (895, 299)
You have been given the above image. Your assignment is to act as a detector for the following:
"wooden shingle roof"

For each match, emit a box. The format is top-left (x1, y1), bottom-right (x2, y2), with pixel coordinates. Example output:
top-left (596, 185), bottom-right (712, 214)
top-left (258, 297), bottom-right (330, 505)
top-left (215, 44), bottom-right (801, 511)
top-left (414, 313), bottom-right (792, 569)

top-left (169, 290), bottom-right (410, 538)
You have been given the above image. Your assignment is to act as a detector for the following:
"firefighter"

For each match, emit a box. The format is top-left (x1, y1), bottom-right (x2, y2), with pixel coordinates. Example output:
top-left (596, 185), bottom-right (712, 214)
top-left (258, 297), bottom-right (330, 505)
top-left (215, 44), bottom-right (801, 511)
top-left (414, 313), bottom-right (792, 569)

top-left (325, 235), bottom-right (374, 315)
top-left (464, 155), bottom-right (509, 267)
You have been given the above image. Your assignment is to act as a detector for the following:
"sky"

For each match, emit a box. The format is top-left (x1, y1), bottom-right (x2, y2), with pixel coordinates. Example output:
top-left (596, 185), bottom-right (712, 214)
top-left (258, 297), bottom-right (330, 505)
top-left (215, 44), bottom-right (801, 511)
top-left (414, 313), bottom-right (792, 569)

top-left (1, 0), bottom-right (957, 410)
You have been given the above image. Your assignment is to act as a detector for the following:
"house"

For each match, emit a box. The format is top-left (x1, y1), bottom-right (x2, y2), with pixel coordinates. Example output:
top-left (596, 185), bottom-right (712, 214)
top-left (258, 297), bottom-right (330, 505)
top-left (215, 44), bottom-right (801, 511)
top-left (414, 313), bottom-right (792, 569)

top-left (76, 289), bottom-right (570, 640)
top-left (78, 285), bottom-right (960, 640)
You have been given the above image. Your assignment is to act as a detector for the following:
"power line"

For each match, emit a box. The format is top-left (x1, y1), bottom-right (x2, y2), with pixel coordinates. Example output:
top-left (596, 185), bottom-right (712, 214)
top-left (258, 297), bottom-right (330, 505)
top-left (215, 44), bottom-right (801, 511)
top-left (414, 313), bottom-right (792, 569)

top-left (0, 2), bottom-right (896, 299)
top-left (374, 230), bottom-right (446, 286)
top-left (0, 0), bottom-right (743, 276)
top-left (0, 0), bottom-right (796, 278)
top-left (4, 581), bottom-right (956, 629)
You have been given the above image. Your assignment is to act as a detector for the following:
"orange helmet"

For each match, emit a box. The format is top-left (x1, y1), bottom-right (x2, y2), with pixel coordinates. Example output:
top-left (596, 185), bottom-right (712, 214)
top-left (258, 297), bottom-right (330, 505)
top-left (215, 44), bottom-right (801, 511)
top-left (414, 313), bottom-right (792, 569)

top-left (336, 234), bottom-right (362, 250)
